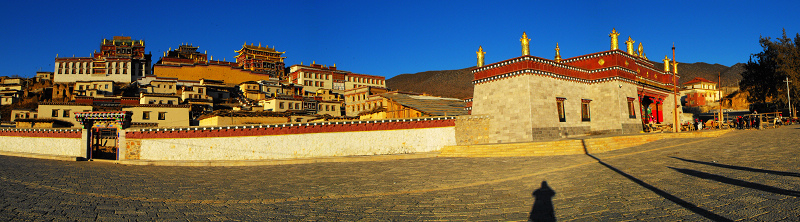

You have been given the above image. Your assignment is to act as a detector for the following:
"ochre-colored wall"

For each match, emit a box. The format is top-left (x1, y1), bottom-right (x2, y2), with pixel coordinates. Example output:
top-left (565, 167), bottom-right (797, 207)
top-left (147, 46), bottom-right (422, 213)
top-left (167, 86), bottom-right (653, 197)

top-left (153, 64), bottom-right (274, 85)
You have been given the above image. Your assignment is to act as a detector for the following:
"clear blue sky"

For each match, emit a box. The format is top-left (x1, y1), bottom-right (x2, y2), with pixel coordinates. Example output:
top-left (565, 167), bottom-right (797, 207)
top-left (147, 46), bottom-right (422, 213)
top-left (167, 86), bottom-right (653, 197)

top-left (1, 0), bottom-right (799, 79)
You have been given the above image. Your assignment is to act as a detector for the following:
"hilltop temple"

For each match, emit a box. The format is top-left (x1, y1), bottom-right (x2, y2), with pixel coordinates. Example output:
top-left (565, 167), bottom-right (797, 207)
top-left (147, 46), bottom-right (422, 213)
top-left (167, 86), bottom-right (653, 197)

top-left (470, 29), bottom-right (681, 142)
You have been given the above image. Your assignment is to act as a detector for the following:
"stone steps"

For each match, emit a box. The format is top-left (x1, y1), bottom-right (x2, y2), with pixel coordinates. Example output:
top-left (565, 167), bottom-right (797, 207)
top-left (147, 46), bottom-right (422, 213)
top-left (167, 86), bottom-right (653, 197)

top-left (439, 140), bottom-right (585, 157)
top-left (439, 129), bottom-right (733, 157)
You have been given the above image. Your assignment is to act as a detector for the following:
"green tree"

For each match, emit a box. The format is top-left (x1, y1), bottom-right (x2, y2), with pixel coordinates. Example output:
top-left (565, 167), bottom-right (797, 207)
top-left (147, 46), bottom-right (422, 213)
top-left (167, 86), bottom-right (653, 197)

top-left (740, 29), bottom-right (800, 113)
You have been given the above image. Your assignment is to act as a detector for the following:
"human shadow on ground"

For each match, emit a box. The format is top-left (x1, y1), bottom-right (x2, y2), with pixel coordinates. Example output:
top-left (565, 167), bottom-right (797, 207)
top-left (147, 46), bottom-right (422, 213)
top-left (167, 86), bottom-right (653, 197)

top-left (528, 181), bottom-right (556, 222)
top-left (584, 153), bottom-right (732, 221)
top-left (668, 167), bottom-right (800, 197)
top-left (671, 157), bottom-right (800, 177)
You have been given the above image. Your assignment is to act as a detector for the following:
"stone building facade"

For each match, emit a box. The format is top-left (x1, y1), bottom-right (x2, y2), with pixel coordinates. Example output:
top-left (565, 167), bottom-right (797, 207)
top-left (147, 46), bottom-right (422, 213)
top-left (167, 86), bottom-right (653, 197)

top-left (471, 29), bottom-right (681, 142)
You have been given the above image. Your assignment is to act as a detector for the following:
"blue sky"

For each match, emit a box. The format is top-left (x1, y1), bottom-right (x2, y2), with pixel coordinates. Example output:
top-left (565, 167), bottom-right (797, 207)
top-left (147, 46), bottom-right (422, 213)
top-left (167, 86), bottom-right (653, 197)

top-left (1, 0), bottom-right (798, 79)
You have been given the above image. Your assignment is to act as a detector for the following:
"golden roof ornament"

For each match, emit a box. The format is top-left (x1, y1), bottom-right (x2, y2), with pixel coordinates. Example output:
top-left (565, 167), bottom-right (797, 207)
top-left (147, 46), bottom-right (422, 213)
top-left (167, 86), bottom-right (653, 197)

top-left (662, 55), bottom-right (670, 72)
top-left (476, 46), bottom-right (486, 67)
top-left (625, 37), bottom-right (635, 56)
top-left (609, 28), bottom-right (620, 50)
top-left (520, 32), bottom-right (531, 56)
top-left (672, 61), bottom-right (679, 74)
top-left (554, 43), bottom-right (562, 63)
top-left (638, 42), bottom-right (643, 57)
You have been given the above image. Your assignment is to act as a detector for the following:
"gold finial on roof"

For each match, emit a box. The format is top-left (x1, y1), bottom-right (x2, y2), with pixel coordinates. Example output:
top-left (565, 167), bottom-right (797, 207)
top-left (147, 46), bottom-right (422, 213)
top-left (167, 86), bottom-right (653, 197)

top-left (609, 28), bottom-right (620, 50)
top-left (520, 32), bottom-right (531, 56)
top-left (259, 42), bottom-right (261, 47)
top-left (638, 42), bottom-right (643, 57)
top-left (210, 55), bottom-right (213, 60)
top-left (244, 41), bottom-right (246, 46)
top-left (169, 47), bottom-right (171, 51)
top-left (333, 64), bottom-right (336, 67)
top-left (672, 60), bottom-right (679, 74)
top-left (204, 50), bottom-right (207, 54)
top-left (313, 61), bottom-right (315, 64)
top-left (662, 55), bottom-right (670, 72)
top-left (476, 46), bottom-right (486, 67)
top-left (56, 54), bottom-right (58, 57)
top-left (625, 36), bottom-right (635, 56)
top-left (163, 51), bottom-right (166, 57)
top-left (554, 43), bottom-right (562, 63)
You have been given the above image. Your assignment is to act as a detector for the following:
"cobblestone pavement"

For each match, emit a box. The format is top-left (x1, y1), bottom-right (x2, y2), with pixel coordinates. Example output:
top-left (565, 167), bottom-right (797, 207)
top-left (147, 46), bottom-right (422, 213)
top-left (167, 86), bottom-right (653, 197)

top-left (1, 126), bottom-right (800, 221)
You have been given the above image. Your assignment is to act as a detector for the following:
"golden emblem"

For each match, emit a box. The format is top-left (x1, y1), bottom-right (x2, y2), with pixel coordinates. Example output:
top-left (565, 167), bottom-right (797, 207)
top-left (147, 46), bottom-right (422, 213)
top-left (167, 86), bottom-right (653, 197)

top-left (598, 58), bottom-right (605, 66)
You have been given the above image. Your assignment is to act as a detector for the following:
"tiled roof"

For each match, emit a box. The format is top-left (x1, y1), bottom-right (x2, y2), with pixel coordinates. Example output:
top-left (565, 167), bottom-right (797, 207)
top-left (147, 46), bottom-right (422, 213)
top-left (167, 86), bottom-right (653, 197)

top-left (379, 92), bottom-right (468, 116)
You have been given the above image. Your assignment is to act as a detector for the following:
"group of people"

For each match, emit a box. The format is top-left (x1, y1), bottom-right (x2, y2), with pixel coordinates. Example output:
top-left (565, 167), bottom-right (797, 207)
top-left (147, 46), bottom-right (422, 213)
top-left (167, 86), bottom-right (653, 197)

top-left (732, 115), bottom-right (762, 130)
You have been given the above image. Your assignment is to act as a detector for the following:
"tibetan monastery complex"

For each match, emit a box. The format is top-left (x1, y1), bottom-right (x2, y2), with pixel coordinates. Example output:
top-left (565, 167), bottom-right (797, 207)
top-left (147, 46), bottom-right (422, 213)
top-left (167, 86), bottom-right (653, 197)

top-left (470, 29), bottom-right (682, 142)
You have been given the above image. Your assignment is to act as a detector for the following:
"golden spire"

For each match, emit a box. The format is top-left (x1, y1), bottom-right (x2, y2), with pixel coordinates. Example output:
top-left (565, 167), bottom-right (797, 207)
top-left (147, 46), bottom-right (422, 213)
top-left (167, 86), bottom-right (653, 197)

top-left (554, 43), bottom-right (562, 63)
top-left (204, 50), bottom-right (207, 54)
top-left (313, 61), bottom-right (316, 65)
top-left (520, 32), bottom-right (531, 56)
top-left (259, 42), bottom-right (261, 47)
top-left (625, 37), bottom-right (635, 56)
top-left (672, 60), bottom-right (679, 74)
top-left (56, 54), bottom-right (58, 57)
top-left (638, 42), bottom-right (643, 57)
top-left (169, 47), bottom-right (172, 51)
top-left (210, 55), bottom-right (213, 61)
top-left (163, 51), bottom-right (166, 57)
top-left (476, 46), bottom-right (486, 67)
top-left (244, 41), bottom-right (246, 46)
top-left (662, 55), bottom-right (670, 72)
top-left (609, 28), bottom-right (620, 50)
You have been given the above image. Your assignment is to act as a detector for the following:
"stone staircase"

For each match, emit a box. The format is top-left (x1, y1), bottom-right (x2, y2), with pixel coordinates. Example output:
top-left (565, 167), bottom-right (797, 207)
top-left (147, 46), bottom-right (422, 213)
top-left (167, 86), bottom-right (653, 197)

top-left (438, 140), bottom-right (585, 157)
top-left (439, 129), bottom-right (733, 157)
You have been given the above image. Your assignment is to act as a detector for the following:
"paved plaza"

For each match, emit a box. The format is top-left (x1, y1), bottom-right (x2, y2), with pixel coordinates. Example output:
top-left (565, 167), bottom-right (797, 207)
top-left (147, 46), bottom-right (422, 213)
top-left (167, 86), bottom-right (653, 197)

top-left (1, 126), bottom-right (800, 221)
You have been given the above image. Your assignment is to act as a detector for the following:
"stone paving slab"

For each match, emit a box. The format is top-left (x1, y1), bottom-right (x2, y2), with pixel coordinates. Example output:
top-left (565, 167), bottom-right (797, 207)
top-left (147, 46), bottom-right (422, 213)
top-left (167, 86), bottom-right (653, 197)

top-left (1, 126), bottom-right (800, 220)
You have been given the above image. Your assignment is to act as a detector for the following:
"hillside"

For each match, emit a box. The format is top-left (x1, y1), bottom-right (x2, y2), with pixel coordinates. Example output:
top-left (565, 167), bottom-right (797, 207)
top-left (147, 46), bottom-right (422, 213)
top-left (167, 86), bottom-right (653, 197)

top-left (386, 67), bottom-right (474, 99)
top-left (386, 62), bottom-right (744, 99)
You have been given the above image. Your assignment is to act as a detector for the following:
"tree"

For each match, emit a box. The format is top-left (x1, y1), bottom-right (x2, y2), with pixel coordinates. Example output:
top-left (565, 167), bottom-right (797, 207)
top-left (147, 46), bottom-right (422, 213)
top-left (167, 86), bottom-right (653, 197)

top-left (740, 29), bottom-right (800, 113)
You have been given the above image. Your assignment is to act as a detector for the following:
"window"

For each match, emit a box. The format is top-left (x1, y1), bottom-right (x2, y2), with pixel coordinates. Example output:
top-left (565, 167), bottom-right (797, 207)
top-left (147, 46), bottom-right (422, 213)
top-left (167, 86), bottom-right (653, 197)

top-left (627, 98), bottom-right (636, 119)
top-left (51, 109), bottom-right (59, 117)
top-left (198, 88), bottom-right (203, 94)
top-left (63, 110), bottom-right (70, 117)
top-left (158, 112), bottom-right (166, 120)
top-left (295, 103), bottom-right (300, 110)
top-left (581, 99), bottom-right (592, 122)
top-left (142, 111), bottom-right (150, 120)
top-left (279, 102), bottom-right (284, 109)
top-left (556, 98), bottom-right (566, 122)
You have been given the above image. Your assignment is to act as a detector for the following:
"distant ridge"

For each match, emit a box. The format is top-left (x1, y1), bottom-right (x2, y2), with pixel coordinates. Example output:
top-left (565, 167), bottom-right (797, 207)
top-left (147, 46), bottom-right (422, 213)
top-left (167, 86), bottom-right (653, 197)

top-left (386, 62), bottom-right (744, 99)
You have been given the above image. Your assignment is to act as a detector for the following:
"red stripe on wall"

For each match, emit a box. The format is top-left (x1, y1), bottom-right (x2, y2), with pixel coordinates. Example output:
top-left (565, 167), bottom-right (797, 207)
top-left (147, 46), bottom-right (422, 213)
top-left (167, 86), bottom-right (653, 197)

top-left (126, 119), bottom-right (456, 139)
top-left (0, 131), bottom-right (82, 138)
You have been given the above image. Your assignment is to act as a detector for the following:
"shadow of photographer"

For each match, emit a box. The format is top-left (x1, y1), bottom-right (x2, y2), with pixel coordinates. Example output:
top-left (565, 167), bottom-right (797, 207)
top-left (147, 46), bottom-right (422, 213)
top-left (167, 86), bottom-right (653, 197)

top-left (528, 181), bottom-right (556, 222)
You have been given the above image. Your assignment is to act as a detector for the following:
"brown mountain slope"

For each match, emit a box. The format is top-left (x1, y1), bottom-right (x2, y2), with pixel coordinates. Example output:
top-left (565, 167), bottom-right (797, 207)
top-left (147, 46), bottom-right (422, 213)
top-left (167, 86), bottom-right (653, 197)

top-left (386, 62), bottom-right (744, 99)
top-left (386, 67), bottom-right (474, 99)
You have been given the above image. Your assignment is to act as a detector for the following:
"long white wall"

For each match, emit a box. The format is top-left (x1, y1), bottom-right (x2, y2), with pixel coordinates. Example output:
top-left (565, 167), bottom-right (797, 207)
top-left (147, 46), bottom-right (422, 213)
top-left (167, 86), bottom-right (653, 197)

top-left (135, 127), bottom-right (455, 161)
top-left (0, 136), bottom-right (82, 157)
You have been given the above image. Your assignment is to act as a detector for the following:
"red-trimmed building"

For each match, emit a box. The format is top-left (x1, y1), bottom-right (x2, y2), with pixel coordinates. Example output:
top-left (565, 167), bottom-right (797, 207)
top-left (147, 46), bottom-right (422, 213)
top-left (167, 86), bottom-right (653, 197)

top-left (680, 77), bottom-right (719, 107)
top-left (470, 29), bottom-right (682, 142)
top-left (288, 63), bottom-right (386, 92)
